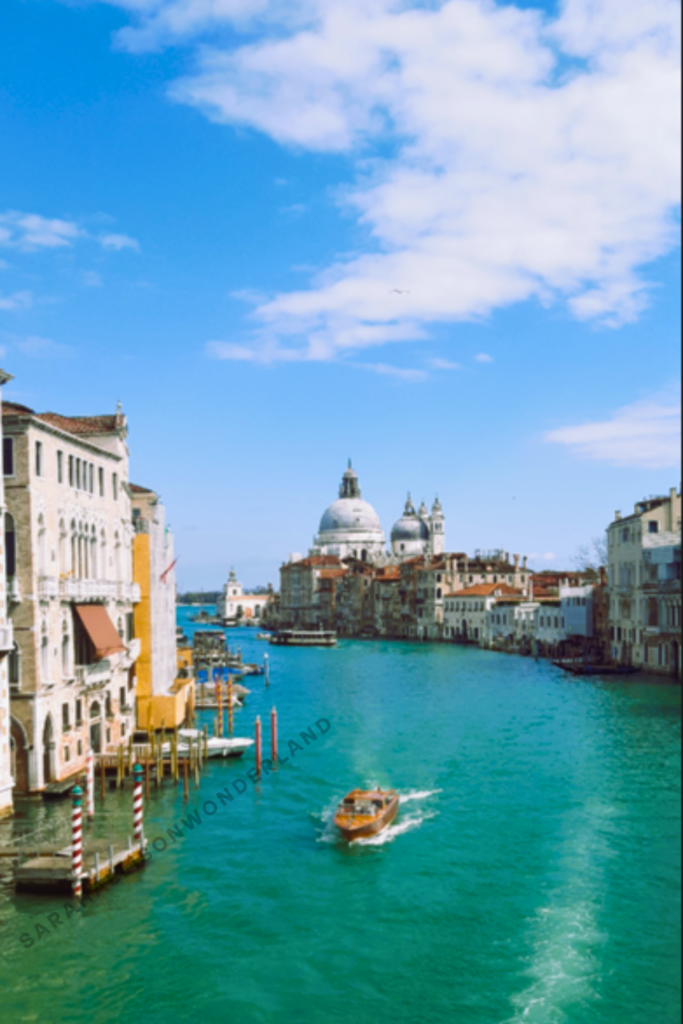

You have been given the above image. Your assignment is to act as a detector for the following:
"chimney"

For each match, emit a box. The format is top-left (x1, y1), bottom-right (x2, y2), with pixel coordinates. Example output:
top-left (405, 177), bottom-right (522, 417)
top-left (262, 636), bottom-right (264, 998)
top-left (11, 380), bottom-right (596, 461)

top-left (522, 555), bottom-right (527, 569)
top-left (513, 554), bottom-right (520, 570)
top-left (615, 511), bottom-right (621, 521)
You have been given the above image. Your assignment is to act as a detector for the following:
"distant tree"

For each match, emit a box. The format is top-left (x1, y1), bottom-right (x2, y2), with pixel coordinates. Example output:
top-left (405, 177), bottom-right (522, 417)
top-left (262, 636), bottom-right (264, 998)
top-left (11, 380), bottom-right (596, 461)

top-left (573, 536), bottom-right (608, 579)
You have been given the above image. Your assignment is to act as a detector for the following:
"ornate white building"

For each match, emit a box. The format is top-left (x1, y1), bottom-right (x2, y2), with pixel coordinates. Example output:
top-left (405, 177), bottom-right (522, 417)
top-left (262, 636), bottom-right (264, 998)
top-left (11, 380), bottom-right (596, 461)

top-left (309, 463), bottom-right (444, 564)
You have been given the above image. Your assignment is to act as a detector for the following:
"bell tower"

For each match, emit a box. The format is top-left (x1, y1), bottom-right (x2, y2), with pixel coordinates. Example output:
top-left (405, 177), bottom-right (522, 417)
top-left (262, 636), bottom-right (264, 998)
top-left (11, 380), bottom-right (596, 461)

top-left (429, 497), bottom-right (445, 555)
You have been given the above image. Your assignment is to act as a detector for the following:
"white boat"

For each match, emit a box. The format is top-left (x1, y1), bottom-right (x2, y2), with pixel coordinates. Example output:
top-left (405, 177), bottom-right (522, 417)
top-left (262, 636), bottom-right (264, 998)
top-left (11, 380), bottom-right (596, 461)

top-left (162, 729), bottom-right (254, 759)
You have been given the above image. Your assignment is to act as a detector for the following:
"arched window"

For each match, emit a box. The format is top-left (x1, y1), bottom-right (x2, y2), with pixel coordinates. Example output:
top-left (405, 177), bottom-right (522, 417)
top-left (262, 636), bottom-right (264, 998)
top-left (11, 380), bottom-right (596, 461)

top-left (89, 700), bottom-right (101, 719)
top-left (40, 621), bottom-right (49, 682)
top-left (82, 523), bottom-right (89, 579)
top-left (90, 526), bottom-right (98, 579)
top-left (58, 519), bottom-right (67, 576)
top-left (37, 514), bottom-right (47, 576)
top-left (100, 529), bottom-right (107, 579)
top-left (9, 642), bottom-right (21, 689)
top-left (436, 588), bottom-right (442, 599)
top-left (61, 619), bottom-right (71, 677)
top-left (5, 512), bottom-right (16, 578)
top-left (70, 520), bottom-right (77, 578)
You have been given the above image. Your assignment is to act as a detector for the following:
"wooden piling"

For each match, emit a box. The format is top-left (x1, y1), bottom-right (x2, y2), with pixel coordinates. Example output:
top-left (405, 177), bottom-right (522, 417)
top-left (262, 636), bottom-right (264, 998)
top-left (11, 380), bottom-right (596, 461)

top-left (202, 724), bottom-right (208, 763)
top-left (100, 755), bottom-right (106, 802)
top-left (194, 738), bottom-right (200, 788)
top-left (144, 757), bottom-right (150, 800)
top-left (271, 706), bottom-right (278, 764)
top-left (255, 716), bottom-right (262, 777)
top-left (228, 676), bottom-right (233, 735)
top-left (183, 757), bottom-right (189, 800)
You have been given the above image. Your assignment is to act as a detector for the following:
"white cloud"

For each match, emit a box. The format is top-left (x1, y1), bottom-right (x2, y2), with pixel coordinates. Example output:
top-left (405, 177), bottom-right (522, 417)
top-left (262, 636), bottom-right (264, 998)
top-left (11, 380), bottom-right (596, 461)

top-left (0, 212), bottom-right (82, 250)
top-left (0, 290), bottom-right (33, 311)
top-left (544, 389), bottom-right (682, 468)
top-left (0, 333), bottom-right (73, 357)
top-left (99, 232), bottom-right (140, 251)
top-left (429, 357), bottom-right (461, 370)
top-left (475, 353), bottom-right (494, 363)
top-left (94, 0), bottom-right (681, 362)
top-left (358, 362), bottom-right (428, 382)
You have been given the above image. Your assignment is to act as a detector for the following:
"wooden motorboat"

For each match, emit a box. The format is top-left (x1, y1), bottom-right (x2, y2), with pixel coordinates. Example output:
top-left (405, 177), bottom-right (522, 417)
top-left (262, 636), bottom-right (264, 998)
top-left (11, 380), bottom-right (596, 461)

top-left (333, 788), bottom-right (399, 842)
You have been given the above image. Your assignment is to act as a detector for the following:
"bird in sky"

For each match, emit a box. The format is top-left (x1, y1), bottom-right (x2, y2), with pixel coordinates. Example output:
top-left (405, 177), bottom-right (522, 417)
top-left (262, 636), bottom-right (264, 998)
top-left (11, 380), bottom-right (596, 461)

top-left (389, 288), bottom-right (410, 294)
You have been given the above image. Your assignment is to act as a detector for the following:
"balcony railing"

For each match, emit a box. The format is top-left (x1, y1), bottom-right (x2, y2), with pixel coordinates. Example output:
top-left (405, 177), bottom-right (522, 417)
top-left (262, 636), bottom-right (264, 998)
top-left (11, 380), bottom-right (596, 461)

top-left (38, 576), bottom-right (60, 599)
top-left (59, 579), bottom-right (118, 601)
top-left (117, 581), bottom-right (141, 603)
top-left (75, 661), bottom-right (113, 689)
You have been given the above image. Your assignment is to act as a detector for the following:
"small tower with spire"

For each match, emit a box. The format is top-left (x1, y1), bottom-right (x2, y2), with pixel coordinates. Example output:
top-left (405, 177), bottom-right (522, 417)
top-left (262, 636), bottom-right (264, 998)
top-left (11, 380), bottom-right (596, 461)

top-left (429, 497), bottom-right (445, 555)
top-left (338, 459), bottom-right (361, 500)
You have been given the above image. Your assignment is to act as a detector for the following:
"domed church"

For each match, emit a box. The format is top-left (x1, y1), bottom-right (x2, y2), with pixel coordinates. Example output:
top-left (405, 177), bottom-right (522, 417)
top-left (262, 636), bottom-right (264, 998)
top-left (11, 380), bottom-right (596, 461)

top-left (311, 461), bottom-right (386, 562)
top-left (310, 463), bottom-right (445, 564)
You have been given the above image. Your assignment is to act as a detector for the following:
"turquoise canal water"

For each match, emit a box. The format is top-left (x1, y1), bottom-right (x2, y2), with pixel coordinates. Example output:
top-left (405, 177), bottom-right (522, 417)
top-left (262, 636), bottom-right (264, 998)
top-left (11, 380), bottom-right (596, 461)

top-left (0, 607), bottom-right (680, 1024)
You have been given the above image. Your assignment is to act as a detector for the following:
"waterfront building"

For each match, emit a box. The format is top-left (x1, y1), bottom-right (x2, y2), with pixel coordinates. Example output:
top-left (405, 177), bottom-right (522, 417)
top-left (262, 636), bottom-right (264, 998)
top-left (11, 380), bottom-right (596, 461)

top-left (217, 570), bottom-right (270, 623)
top-left (371, 567), bottom-right (402, 636)
top-left (607, 489), bottom-right (681, 675)
top-left (487, 596), bottom-right (538, 650)
top-left (277, 555), bottom-right (345, 629)
top-left (443, 583), bottom-right (527, 644)
top-left (3, 400), bottom-right (140, 794)
top-left (334, 559), bottom-right (376, 636)
top-left (533, 600), bottom-right (565, 655)
top-left (131, 484), bottom-right (193, 731)
top-left (0, 370), bottom-right (14, 816)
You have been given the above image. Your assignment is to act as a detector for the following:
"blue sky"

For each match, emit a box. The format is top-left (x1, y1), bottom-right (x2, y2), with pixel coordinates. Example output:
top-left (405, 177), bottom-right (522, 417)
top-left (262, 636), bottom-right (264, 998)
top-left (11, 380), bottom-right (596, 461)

top-left (1, 0), bottom-right (680, 590)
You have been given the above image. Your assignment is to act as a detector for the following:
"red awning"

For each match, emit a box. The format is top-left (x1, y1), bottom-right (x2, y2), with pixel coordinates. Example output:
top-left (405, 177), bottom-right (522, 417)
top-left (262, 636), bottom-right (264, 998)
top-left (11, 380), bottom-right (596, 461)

top-left (74, 605), bottom-right (126, 660)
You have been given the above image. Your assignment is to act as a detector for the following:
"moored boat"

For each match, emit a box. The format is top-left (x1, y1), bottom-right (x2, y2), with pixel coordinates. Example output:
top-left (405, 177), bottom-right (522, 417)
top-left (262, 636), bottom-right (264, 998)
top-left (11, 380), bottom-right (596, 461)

top-left (333, 788), bottom-right (399, 841)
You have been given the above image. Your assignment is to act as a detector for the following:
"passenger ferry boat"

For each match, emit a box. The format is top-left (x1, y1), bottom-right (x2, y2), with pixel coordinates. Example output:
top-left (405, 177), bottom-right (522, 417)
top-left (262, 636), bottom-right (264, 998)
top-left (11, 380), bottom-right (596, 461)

top-left (269, 629), bottom-right (337, 647)
top-left (333, 789), bottom-right (399, 841)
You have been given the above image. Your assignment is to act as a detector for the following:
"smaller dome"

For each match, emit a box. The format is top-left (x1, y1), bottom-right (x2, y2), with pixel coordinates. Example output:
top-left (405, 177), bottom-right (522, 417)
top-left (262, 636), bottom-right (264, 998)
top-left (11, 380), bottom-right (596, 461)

top-left (391, 494), bottom-right (430, 544)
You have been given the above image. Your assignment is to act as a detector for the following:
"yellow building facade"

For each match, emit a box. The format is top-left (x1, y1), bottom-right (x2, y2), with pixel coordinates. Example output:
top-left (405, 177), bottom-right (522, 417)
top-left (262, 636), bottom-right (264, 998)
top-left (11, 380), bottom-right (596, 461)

top-left (131, 485), bottom-right (193, 731)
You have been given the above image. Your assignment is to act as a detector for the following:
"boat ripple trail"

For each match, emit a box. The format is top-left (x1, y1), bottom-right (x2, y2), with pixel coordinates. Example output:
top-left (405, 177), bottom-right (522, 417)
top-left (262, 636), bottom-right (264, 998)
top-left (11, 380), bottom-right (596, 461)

top-left (399, 788), bottom-right (442, 804)
top-left (354, 810), bottom-right (438, 846)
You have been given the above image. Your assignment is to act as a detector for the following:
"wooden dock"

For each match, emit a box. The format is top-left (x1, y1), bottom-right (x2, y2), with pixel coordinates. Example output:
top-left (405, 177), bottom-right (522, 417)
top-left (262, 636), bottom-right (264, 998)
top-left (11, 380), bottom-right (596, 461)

top-left (14, 838), bottom-right (145, 895)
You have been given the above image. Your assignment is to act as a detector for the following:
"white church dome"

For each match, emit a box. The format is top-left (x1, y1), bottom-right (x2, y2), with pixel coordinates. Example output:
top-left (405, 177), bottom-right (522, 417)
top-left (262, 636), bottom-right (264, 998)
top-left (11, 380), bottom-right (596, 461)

top-left (319, 498), bottom-right (382, 534)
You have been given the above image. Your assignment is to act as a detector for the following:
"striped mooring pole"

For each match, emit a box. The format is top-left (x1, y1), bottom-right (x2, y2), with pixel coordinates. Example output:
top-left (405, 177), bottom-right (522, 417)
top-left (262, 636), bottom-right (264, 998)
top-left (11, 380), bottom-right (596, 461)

top-left (133, 763), bottom-right (143, 846)
top-left (227, 676), bottom-right (233, 736)
top-left (71, 785), bottom-right (83, 898)
top-left (271, 706), bottom-right (278, 764)
top-left (255, 716), bottom-right (262, 777)
top-left (217, 689), bottom-right (223, 738)
top-left (86, 748), bottom-right (95, 820)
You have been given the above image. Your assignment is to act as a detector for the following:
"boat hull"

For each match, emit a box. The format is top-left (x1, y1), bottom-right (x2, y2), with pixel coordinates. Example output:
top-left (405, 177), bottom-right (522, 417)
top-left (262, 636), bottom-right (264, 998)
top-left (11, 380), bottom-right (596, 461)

top-left (333, 793), bottom-right (399, 842)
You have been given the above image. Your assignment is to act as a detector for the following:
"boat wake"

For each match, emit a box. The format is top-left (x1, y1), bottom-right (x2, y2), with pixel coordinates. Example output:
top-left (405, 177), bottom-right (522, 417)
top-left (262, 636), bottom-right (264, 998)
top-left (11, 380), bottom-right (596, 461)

top-left (354, 810), bottom-right (437, 846)
top-left (399, 788), bottom-right (442, 804)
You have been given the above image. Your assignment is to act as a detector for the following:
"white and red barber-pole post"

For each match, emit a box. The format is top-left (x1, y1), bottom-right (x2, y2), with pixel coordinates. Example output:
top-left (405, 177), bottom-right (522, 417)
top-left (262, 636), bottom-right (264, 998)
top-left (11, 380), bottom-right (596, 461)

top-left (133, 763), bottom-right (143, 846)
top-left (255, 716), bottom-right (262, 777)
top-left (71, 785), bottom-right (83, 897)
top-left (217, 689), bottom-right (223, 738)
top-left (86, 748), bottom-right (95, 819)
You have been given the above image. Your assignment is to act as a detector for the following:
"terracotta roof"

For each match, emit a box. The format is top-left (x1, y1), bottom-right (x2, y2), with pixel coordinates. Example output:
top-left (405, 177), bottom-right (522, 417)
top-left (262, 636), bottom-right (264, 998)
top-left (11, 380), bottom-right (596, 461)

top-left (2, 400), bottom-right (34, 416)
top-left (130, 483), bottom-right (154, 494)
top-left (2, 401), bottom-right (123, 438)
top-left (36, 412), bottom-right (121, 436)
top-left (375, 568), bottom-right (401, 580)
top-left (445, 583), bottom-right (524, 599)
top-left (319, 568), bottom-right (348, 579)
top-left (283, 555), bottom-right (341, 569)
